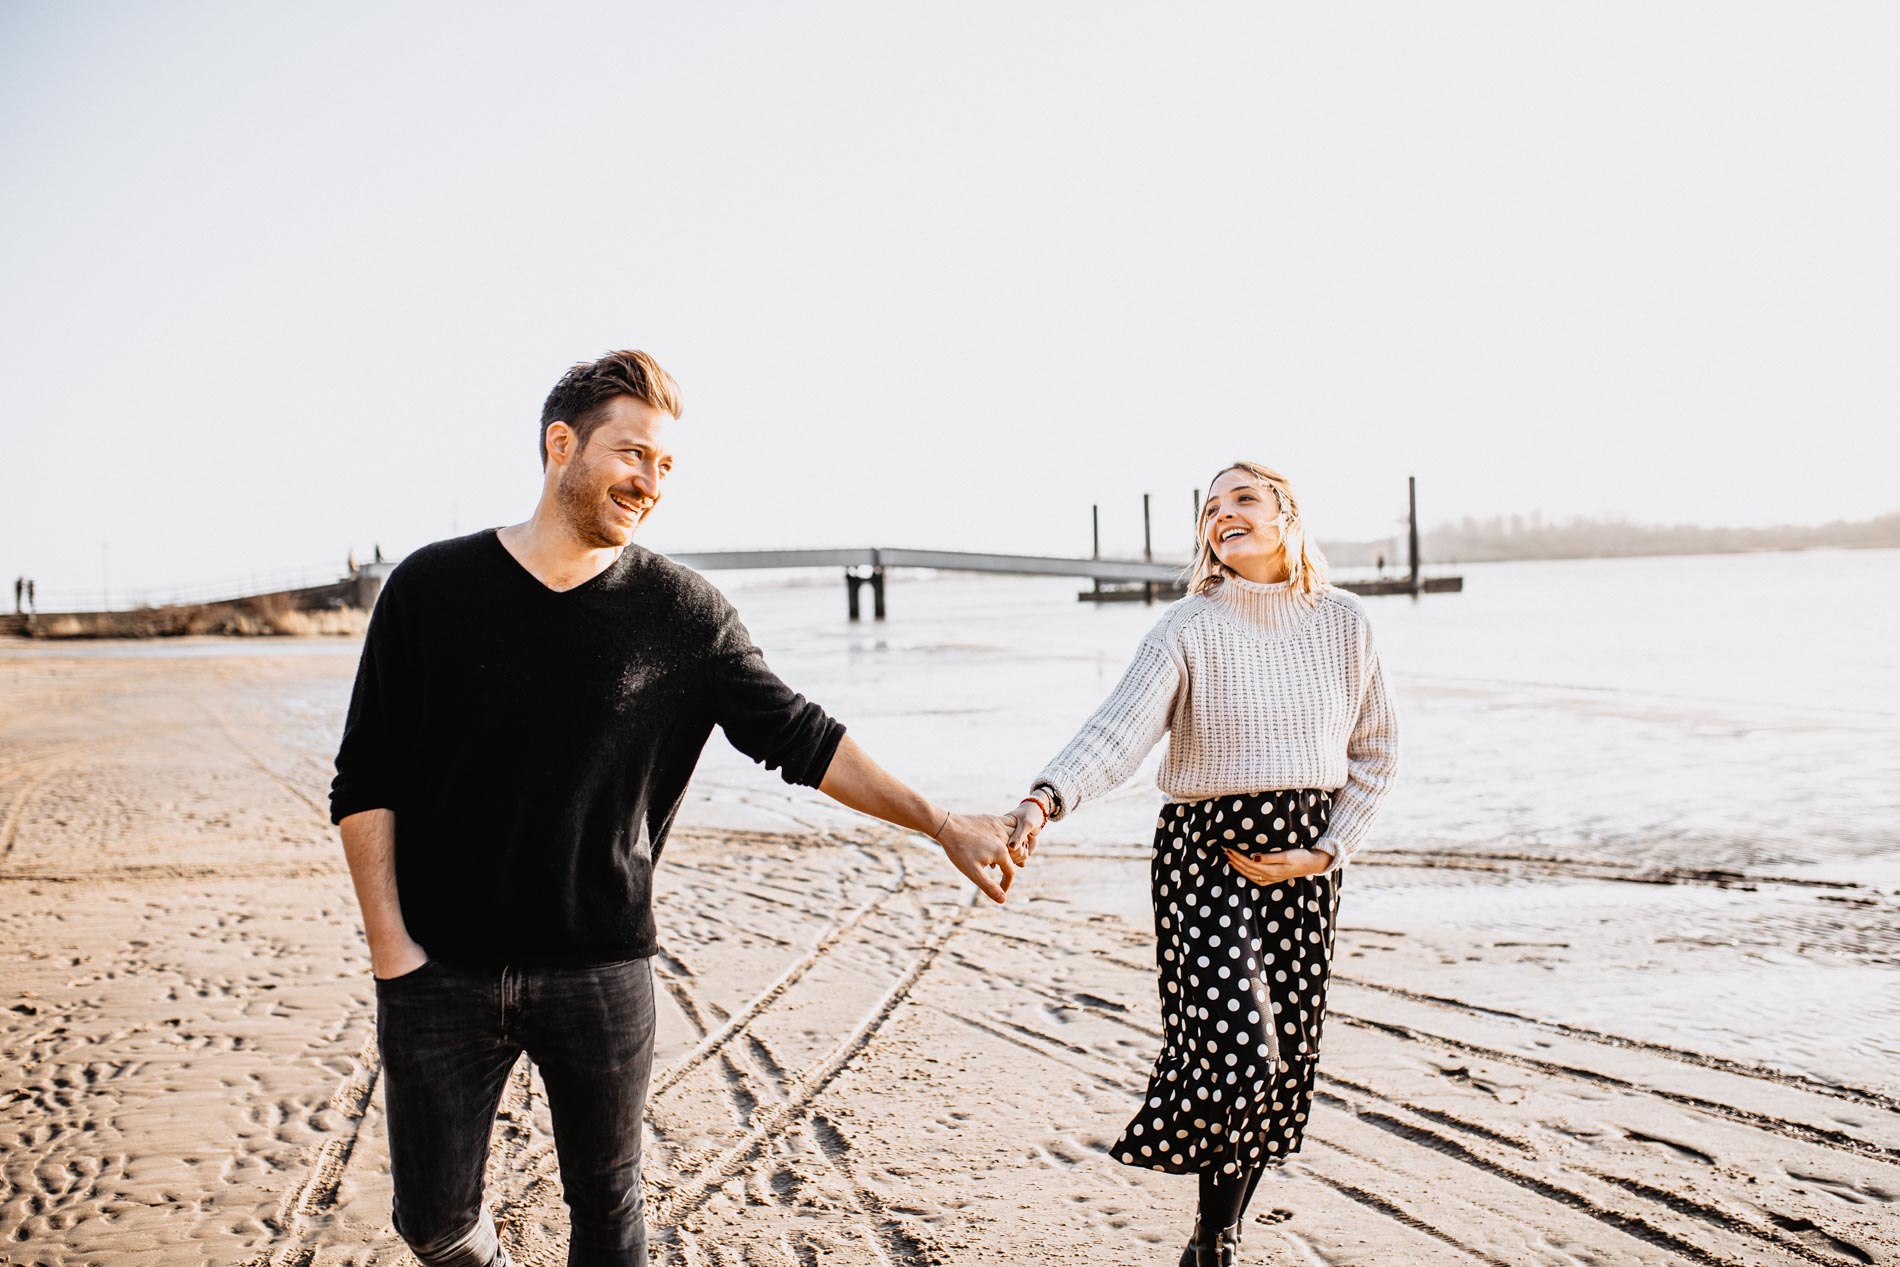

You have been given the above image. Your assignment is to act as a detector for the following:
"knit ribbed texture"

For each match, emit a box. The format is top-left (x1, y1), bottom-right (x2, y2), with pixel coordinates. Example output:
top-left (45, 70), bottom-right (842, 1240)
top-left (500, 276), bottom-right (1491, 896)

top-left (1034, 577), bottom-right (1398, 873)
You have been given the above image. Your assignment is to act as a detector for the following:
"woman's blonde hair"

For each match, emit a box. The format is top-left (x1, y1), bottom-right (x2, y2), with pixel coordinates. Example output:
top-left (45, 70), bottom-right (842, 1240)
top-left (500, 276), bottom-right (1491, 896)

top-left (1186, 461), bottom-right (1329, 603)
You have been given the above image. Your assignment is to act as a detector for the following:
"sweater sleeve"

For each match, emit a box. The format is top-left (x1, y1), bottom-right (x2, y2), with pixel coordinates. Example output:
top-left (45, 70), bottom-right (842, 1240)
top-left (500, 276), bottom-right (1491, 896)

top-left (1033, 624), bottom-right (1183, 819)
top-left (1310, 629), bottom-right (1398, 873)
top-left (705, 607), bottom-right (846, 788)
top-left (329, 574), bottom-right (416, 825)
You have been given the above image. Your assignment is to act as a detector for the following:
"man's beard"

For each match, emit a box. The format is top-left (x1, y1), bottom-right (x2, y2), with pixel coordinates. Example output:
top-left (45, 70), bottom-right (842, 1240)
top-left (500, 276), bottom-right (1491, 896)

top-left (556, 463), bottom-right (640, 549)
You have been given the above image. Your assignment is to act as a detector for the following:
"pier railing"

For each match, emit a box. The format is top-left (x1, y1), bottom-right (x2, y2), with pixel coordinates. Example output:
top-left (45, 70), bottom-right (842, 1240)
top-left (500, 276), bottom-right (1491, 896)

top-left (668, 546), bottom-right (1189, 620)
top-left (667, 547), bottom-right (1184, 582)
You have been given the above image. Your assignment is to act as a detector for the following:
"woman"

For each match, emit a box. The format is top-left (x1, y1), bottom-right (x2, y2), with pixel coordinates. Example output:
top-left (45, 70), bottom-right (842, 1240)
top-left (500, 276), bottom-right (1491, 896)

top-left (1007, 461), bottom-right (1398, 1266)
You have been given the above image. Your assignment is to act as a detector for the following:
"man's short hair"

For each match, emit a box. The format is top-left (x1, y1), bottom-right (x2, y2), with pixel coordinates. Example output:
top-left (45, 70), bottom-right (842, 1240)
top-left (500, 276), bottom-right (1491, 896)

top-left (539, 350), bottom-right (683, 468)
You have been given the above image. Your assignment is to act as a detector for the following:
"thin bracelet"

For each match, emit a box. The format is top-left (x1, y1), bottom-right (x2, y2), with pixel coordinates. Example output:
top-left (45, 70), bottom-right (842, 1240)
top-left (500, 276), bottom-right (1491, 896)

top-left (929, 807), bottom-right (951, 840)
top-left (1018, 794), bottom-right (1050, 825)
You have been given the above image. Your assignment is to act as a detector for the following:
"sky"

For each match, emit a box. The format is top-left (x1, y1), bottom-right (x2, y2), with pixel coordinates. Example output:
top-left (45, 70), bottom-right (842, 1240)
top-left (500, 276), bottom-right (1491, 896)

top-left (3, 2), bottom-right (1897, 607)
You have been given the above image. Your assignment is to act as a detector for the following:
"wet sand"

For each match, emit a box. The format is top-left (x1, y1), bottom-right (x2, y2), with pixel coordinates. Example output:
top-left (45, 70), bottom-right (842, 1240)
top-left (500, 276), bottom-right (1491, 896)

top-left (1, 647), bottom-right (1896, 1265)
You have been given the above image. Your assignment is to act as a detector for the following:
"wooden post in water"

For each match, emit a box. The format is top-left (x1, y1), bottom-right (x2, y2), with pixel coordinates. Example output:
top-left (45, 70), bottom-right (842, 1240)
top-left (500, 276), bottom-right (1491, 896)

top-left (844, 565), bottom-right (887, 621)
top-left (1407, 476), bottom-right (1421, 597)
top-left (1142, 493), bottom-right (1154, 604)
top-left (1092, 504), bottom-right (1101, 595)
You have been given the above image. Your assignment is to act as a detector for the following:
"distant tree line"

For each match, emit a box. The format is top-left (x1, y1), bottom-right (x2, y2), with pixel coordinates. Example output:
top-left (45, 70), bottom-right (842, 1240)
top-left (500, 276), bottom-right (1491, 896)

top-left (1320, 511), bottom-right (1900, 566)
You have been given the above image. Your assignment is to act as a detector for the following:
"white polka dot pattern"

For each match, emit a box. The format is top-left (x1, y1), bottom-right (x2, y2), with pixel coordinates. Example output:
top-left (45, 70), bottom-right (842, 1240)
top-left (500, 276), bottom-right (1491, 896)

top-left (1112, 790), bottom-right (1341, 1176)
top-left (1034, 577), bottom-right (1398, 875)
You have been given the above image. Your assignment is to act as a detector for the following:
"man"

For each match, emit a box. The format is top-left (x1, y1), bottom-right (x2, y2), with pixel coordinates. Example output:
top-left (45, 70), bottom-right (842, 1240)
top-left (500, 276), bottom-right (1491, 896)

top-left (330, 350), bottom-right (1018, 1267)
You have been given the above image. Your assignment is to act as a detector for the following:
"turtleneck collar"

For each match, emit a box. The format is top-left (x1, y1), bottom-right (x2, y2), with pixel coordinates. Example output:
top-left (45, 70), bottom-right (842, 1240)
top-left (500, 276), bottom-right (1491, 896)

top-left (1210, 573), bottom-right (1316, 632)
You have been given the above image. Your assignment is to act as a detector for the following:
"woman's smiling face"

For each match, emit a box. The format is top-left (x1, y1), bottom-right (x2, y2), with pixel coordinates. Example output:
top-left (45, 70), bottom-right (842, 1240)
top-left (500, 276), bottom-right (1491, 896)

top-left (1201, 468), bottom-right (1287, 579)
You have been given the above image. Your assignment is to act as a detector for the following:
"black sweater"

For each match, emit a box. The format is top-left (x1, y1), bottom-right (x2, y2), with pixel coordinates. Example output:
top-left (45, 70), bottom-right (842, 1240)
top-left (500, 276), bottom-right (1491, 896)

top-left (329, 530), bottom-right (845, 967)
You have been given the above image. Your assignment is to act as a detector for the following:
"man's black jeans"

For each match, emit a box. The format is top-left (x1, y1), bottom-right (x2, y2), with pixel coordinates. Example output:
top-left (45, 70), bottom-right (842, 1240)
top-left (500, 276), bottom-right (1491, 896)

top-left (375, 956), bottom-right (656, 1267)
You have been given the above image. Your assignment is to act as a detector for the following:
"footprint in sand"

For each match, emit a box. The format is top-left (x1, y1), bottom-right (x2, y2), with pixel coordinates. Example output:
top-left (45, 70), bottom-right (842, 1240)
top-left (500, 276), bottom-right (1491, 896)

top-left (1623, 1127), bottom-right (1715, 1167)
top-left (1436, 1063), bottom-right (1523, 1105)
top-left (1764, 1212), bottom-right (1877, 1266)
top-left (1784, 1166), bottom-right (1897, 1206)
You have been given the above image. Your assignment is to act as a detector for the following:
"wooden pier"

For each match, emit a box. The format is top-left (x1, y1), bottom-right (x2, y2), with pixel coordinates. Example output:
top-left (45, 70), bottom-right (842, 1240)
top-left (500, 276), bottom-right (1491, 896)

top-left (669, 536), bottom-right (1461, 621)
top-left (669, 547), bottom-right (1184, 583)
top-left (668, 547), bottom-right (1185, 621)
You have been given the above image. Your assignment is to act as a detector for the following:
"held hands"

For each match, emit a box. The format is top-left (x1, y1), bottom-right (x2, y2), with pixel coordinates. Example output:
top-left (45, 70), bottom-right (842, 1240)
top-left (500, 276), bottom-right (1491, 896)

top-left (934, 811), bottom-right (1019, 904)
top-left (1222, 846), bottom-right (1330, 886)
top-left (934, 800), bottom-right (1052, 903)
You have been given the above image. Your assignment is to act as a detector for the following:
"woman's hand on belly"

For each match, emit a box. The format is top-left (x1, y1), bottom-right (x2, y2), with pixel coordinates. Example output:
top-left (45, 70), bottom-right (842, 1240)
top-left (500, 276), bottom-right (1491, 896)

top-left (1223, 847), bottom-right (1328, 887)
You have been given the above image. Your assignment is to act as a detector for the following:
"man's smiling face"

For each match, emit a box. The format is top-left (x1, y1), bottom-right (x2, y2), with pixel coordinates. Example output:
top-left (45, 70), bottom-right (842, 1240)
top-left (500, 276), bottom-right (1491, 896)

top-left (553, 395), bottom-right (675, 549)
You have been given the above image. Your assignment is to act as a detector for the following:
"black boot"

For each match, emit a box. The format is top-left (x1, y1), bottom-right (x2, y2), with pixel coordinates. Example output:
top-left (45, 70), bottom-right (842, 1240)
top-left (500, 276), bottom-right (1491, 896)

top-left (1185, 1220), bottom-right (1240, 1266)
top-left (1191, 1164), bottom-right (1250, 1264)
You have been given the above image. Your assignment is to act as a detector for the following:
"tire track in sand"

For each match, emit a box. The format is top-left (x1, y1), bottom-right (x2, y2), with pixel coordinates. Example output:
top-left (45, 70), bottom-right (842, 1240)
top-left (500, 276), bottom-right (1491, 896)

top-left (0, 740), bottom-right (120, 861)
top-left (1316, 1082), bottom-right (1867, 1267)
top-left (1315, 1071), bottom-right (1883, 1267)
top-left (1332, 1012), bottom-right (1899, 1164)
top-left (200, 704), bottom-right (332, 824)
top-left (1297, 1166), bottom-right (1517, 1267)
top-left (649, 881), bottom-right (904, 1101)
top-left (1334, 972), bottom-right (1900, 1115)
top-left (647, 847), bottom-right (935, 1265)
top-left (258, 1028), bottom-right (381, 1267)
top-left (650, 893), bottom-right (975, 1230)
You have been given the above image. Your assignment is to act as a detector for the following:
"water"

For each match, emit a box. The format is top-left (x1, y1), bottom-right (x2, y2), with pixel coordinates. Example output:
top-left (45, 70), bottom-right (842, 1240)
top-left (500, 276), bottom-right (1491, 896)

top-left (689, 548), bottom-right (1900, 886)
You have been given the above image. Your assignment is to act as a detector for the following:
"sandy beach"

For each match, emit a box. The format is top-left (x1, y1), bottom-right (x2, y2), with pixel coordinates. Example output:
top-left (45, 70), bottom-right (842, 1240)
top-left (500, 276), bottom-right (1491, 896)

top-left (1, 614), bottom-right (1895, 1267)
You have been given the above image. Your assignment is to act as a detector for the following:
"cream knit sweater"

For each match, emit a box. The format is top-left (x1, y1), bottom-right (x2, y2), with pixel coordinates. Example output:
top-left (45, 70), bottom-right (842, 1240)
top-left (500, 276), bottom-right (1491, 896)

top-left (1034, 576), bottom-right (1398, 873)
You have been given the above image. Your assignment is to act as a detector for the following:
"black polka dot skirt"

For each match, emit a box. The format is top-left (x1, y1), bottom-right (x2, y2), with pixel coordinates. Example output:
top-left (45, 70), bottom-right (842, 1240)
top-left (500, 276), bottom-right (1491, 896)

top-left (1113, 788), bottom-right (1342, 1177)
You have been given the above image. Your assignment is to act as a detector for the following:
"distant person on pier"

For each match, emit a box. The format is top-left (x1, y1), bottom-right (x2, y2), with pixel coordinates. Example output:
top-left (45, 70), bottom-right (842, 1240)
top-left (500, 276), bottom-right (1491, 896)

top-left (12, 577), bottom-right (21, 614)
top-left (1005, 460), bottom-right (1399, 1266)
top-left (24, 579), bottom-right (34, 613)
top-left (330, 349), bottom-right (1021, 1267)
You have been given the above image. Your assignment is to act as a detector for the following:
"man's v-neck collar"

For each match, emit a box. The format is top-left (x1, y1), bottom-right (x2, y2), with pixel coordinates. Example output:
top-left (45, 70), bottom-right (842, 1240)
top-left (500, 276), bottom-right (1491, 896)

top-left (487, 527), bottom-right (637, 596)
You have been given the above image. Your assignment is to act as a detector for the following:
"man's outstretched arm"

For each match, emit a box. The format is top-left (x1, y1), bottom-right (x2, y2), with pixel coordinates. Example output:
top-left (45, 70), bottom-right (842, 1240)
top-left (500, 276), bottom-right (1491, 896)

top-left (818, 735), bottom-right (1018, 904)
top-left (701, 609), bottom-right (1018, 904)
top-left (338, 808), bottom-right (429, 979)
